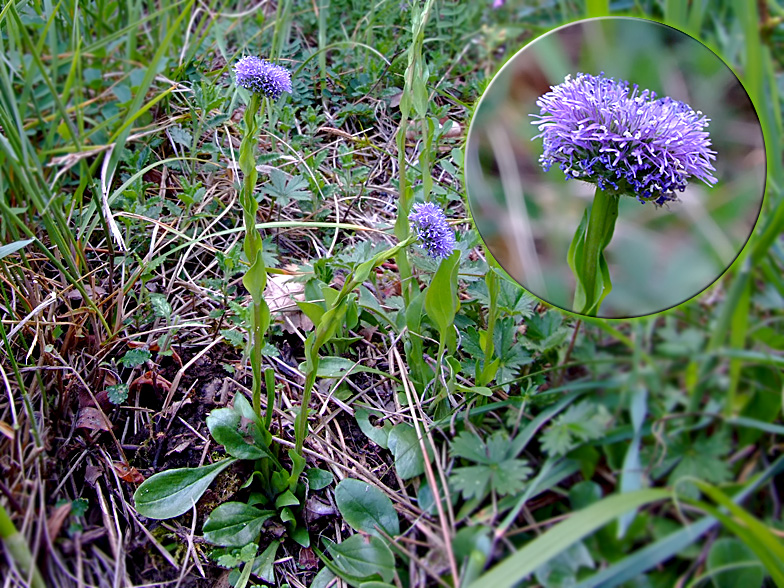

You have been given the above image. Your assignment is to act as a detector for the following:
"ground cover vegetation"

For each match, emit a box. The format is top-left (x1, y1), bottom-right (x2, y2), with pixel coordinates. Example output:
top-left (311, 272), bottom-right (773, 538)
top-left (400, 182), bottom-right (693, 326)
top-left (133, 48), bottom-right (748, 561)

top-left (1, 0), bottom-right (783, 587)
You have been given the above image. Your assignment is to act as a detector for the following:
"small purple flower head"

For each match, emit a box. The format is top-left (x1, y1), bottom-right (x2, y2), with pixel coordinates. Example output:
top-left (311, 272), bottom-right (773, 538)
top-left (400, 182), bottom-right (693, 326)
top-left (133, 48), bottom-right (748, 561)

top-left (409, 202), bottom-right (457, 259)
top-left (531, 73), bottom-right (717, 205)
top-left (234, 56), bottom-right (292, 100)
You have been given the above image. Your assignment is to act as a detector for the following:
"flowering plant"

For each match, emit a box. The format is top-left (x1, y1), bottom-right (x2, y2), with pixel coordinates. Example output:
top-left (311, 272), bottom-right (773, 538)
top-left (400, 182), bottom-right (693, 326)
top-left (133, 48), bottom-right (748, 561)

top-left (531, 73), bottom-right (717, 315)
top-left (132, 50), bottom-right (463, 579)
top-left (133, 57), bottom-right (296, 523)
top-left (233, 56), bottom-right (292, 430)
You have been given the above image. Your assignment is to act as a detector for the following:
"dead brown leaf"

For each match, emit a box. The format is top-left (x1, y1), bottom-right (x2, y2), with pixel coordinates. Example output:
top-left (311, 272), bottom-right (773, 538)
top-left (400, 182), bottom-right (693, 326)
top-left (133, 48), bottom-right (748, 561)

top-left (65, 285), bottom-right (107, 301)
top-left (405, 118), bottom-right (462, 140)
top-left (129, 371), bottom-right (172, 396)
top-left (47, 502), bottom-right (72, 541)
top-left (304, 495), bottom-right (335, 524)
top-left (264, 272), bottom-right (313, 332)
top-left (84, 464), bottom-right (103, 487)
top-left (113, 462), bottom-right (145, 484)
top-left (265, 273), bottom-right (305, 312)
top-left (298, 547), bottom-right (319, 570)
top-left (164, 438), bottom-right (192, 457)
top-left (78, 388), bottom-right (112, 412)
top-left (75, 407), bottom-right (111, 433)
top-left (0, 420), bottom-right (14, 441)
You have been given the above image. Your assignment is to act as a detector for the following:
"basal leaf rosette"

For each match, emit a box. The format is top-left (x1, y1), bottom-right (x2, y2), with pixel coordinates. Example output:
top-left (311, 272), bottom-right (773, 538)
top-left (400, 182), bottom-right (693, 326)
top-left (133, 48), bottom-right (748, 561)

top-left (532, 73), bottom-right (717, 205)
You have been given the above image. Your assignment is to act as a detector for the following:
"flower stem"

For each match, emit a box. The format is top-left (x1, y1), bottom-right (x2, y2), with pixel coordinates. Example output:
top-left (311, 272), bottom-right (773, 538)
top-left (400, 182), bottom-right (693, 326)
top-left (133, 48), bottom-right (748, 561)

top-left (395, 119), bottom-right (413, 304)
top-left (288, 237), bottom-right (416, 488)
top-left (577, 187), bottom-right (619, 315)
top-left (478, 264), bottom-right (499, 387)
top-left (238, 93), bottom-right (271, 422)
top-left (295, 368), bottom-right (317, 456)
top-left (240, 94), bottom-right (263, 262)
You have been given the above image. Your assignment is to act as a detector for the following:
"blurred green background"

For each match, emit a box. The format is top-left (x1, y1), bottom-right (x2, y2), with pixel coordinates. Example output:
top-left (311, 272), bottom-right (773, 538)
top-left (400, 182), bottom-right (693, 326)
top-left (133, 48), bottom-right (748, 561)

top-left (466, 17), bottom-right (765, 317)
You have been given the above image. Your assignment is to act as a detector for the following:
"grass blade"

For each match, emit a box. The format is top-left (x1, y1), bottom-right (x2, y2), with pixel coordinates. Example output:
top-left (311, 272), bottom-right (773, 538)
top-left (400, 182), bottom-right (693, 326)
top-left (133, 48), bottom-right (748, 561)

top-left (467, 489), bottom-right (671, 588)
top-left (574, 456), bottom-right (784, 588)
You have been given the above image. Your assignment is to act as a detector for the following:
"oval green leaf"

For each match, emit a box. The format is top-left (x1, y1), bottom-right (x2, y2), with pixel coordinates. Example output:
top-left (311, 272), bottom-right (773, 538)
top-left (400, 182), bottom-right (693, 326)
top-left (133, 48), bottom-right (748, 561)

top-left (706, 538), bottom-right (764, 588)
top-left (355, 408), bottom-right (392, 450)
top-left (306, 468), bottom-right (334, 491)
top-left (133, 458), bottom-right (236, 519)
top-left (202, 501), bottom-right (276, 547)
top-left (324, 534), bottom-right (395, 583)
top-left (335, 478), bottom-right (400, 538)
top-left (388, 423), bottom-right (425, 480)
top-left (275, 489), bottom-right (300, 508)
top-left (206, 407), bottom-right (271, 460)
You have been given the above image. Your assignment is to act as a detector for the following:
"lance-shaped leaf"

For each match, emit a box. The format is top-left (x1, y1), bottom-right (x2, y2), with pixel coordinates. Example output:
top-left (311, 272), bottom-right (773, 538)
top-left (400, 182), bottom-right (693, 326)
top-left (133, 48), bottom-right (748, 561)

top-left (242, 249), bottom-right (268, 303)
top-left (424, 250), bottom-right (460, 337)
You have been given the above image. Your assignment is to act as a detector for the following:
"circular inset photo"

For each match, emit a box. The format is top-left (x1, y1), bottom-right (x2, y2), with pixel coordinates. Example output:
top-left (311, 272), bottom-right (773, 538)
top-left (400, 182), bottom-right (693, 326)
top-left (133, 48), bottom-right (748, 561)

top-left (465, 17), bottom-right (765, 318)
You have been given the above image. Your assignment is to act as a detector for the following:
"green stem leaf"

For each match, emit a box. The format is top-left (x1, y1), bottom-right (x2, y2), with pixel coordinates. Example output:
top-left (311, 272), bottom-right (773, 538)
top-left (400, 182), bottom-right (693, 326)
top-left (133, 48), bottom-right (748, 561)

top-left (569, 187), bottom-right (619, 316)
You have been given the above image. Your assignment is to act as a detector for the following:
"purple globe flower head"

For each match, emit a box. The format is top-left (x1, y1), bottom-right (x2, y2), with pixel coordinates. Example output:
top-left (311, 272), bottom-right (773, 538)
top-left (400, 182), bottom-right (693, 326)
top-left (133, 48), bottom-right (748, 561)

top-left (234, 56), bottom-right (292, 100)
top-left (409, 202), bottom-right (457, 260)
top-left (531, 73), bottom-right (718, 205)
